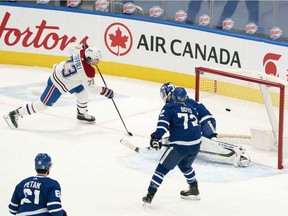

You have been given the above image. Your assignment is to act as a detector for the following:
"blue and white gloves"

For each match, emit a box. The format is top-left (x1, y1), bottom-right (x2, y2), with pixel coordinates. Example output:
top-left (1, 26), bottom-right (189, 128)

top-left (101, 87), bottom-right (114, 99)
top-left (150, 140), bottom-right (162, 151)
top-left (150, 132), bottom-right (162, 151)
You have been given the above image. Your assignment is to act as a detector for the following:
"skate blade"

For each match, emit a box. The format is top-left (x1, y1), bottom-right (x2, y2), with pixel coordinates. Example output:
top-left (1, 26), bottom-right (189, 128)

top-left (77, 120), bottom-right (96, 124)
top-left (3, 115), bottom-right (16, 129)
top-left (142, 202), bottom-right (151, 208)
top-left (181, 195), bottom-right (201, 201)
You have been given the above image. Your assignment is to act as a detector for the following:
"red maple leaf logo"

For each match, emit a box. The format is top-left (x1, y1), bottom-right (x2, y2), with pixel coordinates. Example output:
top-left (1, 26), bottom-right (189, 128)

top-left (104, 23), bottom-right (133, 56)
top-left (109, 27), bottom-right (129, 56)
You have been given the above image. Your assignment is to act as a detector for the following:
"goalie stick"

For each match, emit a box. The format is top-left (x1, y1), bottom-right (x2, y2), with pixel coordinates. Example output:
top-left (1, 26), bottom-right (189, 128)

top-left (199, 149), bottom-right (235, 157)
top-left (120, 137), bottom-right (240, 158)
top-left (200, 137), bottom-right (237, 157)
top-left (120, 138), bottom-right (251, 167)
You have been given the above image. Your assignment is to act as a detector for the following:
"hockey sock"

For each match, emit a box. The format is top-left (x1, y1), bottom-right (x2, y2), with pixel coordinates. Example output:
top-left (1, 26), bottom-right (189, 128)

top-left (19, 101), bottom-right (48, 116)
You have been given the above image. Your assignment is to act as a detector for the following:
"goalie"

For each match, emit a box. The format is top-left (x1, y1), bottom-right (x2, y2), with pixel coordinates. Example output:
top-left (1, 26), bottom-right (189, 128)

top-left (158, 82), bottom-right (251, 167)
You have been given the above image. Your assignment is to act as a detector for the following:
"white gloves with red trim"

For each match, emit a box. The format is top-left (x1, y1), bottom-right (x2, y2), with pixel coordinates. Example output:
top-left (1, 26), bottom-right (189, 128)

top-left (101, 87), bottom-right (114, 99)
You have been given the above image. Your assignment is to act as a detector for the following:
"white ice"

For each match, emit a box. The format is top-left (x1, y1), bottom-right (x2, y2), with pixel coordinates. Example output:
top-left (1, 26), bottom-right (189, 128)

top-left (0, 64), bottom-right (288, 216)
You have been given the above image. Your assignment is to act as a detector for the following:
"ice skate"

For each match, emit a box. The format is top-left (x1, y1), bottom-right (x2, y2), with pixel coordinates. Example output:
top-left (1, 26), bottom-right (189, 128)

top-left (77, 109), bottom-right (95, 123)
top-left (3, 108), bottom-right (21, 129)
top-left (180, 181), bottom-right (201, 200)
top-left (142, 188), bottom-right (157, 207)
top-left (235, 147), bottom-right (251, 167)
top-left (238, 155), bottom-right (252, 167)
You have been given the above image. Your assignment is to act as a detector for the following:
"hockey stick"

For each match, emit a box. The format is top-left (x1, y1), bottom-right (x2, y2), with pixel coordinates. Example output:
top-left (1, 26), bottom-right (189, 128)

top-left (120, 139), bottom-right (154, 153)
top-left (121, 137), bottom-right (237, 157)
top-left (200, 137), bottom-right (238, 157)
top-left (121, 138), bottom-right (251, 167)
top-left (199, 149), bottom-right (235, 157)
top-left (96, 66), bottom-right (133, 136)
top-left (120, 139), bottom-right (170, 153)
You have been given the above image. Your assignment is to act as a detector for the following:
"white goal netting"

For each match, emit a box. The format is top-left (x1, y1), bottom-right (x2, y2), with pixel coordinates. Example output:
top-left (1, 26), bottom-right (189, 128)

top-left (195, 67), bottom-right (288, 169)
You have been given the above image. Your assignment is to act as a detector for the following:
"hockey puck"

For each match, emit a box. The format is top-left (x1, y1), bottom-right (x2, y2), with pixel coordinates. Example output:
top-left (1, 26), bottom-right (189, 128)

top-left (225, 108), bottom-right (231, 112)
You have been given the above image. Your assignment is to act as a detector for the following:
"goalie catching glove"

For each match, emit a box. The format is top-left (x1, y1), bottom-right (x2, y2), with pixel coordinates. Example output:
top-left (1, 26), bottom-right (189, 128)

top-left (101, 87), bottom-right (114, 99)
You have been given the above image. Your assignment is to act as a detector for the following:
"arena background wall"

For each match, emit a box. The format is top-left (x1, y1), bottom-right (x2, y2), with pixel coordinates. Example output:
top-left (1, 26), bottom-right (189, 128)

top-left (0, 2), bottom-right (287, 90)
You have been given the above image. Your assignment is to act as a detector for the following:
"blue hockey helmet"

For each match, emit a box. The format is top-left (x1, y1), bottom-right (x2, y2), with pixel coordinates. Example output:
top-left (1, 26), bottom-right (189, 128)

top-left (35, 153), bottom-right (52, 171)
top-left (160, 82), bottom-right (175, 102)
top-left (172, 87), bottom-right (187, 103)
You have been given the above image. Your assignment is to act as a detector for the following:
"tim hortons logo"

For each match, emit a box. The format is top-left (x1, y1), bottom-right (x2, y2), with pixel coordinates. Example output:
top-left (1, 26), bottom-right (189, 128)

top-left (175, 10), bottom-right (187, 22)
top-left (263, 53), bottom-right (281, 77)
top-left (0, 12), bottom-right (88, 50)
top-left (199, 14), bottom-right (211, 26)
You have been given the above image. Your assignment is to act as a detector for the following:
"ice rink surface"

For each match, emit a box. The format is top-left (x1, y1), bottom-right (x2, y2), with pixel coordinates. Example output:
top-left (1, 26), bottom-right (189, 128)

top-left (0, 64), bottom-right (288, 216)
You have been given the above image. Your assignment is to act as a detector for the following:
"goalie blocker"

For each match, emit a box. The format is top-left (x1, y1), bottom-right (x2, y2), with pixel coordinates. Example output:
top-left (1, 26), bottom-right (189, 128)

top-left (120, 137), bottom-right (251, 167)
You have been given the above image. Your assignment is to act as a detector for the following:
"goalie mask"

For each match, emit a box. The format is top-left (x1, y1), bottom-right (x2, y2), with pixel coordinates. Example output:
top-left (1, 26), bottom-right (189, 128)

top-left (160, 82), bottom-right (175, 103)
top-left (84, 47), bottom-right (102, 64)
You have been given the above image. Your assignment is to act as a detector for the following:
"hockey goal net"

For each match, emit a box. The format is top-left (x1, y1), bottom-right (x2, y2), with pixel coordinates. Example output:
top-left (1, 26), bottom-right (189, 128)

top-left (195, 67), bottom-right (288, 169)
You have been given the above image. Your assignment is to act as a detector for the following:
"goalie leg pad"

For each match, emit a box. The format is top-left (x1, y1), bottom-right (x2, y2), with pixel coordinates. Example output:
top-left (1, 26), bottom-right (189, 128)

top-left (200, 137), bottom-right (251, 167)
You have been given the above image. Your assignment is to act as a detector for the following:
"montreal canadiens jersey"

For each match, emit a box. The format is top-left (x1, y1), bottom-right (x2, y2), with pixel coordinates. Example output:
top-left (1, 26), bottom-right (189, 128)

top-left (154, 102), bottom-right (202, 147)
top-left (50, 47), bottom-right (102, 96)
top-left (9, 176), bottom-right (64, 216)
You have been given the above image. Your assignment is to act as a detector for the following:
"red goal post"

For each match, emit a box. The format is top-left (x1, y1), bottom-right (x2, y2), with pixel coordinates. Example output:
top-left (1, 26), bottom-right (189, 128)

top-left (195, 67), bottom-right (287, 169)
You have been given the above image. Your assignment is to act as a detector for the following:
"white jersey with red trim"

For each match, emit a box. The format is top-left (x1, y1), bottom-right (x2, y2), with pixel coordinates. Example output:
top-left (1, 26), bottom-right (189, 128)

top-left (50, 49), bottom-right (102, 95)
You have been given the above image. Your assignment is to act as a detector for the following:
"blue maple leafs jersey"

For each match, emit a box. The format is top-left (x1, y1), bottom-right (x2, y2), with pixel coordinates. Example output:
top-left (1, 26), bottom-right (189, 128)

top-left (154, 102), bottom-right (202, 147)
top-left (168, 96), bottom-right (215, 126)
top-left (185, 96), bottom-right (215, 126)
top-left (167, 96), bottom-right (217, 138)
top-left (9, 176), bottom-right (64, 216)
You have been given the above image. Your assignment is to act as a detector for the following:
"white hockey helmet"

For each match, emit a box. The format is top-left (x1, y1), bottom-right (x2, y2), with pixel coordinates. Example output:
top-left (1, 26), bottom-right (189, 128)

top-left (160, 82), bottom-right (175, 103)
top-left (84, 46), bottom-right (102, 64)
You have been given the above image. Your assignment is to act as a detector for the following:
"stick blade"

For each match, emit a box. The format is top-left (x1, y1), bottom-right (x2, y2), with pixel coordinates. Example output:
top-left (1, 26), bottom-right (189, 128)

top-left (120, 139), bottom-right (139, 153)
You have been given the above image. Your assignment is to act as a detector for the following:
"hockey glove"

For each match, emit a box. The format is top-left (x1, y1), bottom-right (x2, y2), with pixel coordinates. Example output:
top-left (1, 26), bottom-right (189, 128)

top-left (101, 87), bottom-right (114, 99)
top-left (150, 139), bottom-right (162, 151)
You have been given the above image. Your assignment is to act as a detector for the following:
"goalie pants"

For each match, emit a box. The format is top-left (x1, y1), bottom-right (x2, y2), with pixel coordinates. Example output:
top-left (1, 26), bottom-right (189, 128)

top-left (147, 144), bottom-right (200, 192)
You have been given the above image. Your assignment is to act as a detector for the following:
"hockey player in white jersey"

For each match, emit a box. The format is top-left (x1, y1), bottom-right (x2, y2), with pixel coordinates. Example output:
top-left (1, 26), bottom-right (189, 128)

top-left (3, 42), bottom-right (114, 129)
top-left (159, 82), bottom-right (251, 167)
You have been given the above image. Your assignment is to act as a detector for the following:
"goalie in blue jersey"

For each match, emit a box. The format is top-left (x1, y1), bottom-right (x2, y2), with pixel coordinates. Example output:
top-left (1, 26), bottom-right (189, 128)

top-left (157, 82), bottom-right (251, 167)
top-left (8, 153), bottom-right (67, 216)
top-left (160, 82), bottom-right (218, 139)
